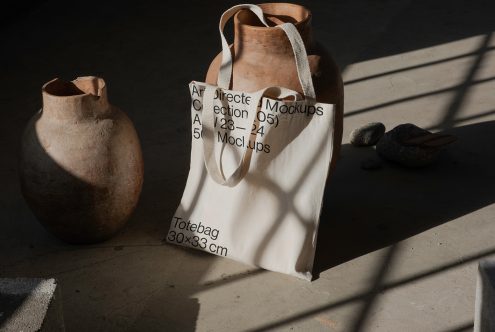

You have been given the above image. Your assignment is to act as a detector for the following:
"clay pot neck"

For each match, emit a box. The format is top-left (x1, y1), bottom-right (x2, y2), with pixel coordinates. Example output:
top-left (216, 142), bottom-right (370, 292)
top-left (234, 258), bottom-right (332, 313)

top-left (233, 3), bottom-right (313, 56)
top-left (42, 77), bottom-right (111, 120)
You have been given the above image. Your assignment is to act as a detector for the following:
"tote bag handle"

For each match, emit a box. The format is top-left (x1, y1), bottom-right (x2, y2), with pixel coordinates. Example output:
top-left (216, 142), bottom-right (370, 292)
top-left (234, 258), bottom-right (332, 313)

top-left (202, 85), bottom-right (301, 187)
top-left (216, 4), bottom-right (316, 99)
top-left (202, 4), bottom-right (316, 187)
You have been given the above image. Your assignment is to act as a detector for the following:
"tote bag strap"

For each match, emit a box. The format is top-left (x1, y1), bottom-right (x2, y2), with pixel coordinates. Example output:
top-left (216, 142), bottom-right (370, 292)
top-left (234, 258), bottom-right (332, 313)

top-left (202, 4), bottom-right (318, 187)
top-left (216, 5), bottom-right (316, 100)
top-left (202, 85), bottom-right (301, 187)
top-left (217, 4), bottom-right (270, 90)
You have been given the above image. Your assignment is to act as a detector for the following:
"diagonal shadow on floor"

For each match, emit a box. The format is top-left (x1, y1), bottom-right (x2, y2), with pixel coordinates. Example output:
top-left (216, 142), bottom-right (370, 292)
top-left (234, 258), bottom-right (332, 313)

top-left (314, 120), bottom-right (495, 275)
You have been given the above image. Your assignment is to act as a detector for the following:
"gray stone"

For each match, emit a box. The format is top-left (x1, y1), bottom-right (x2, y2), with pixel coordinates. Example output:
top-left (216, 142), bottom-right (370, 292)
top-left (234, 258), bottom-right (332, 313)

top-left (350, 122), bottom-right (386, 146)
top-left (475, 260), bottom-right (495, 332)
top-left (376, 123), bottom-right (440, 167)
top-left (361, 157), bottom-right (382, 170)
top-left (0, 278), bottom-right (64, 332)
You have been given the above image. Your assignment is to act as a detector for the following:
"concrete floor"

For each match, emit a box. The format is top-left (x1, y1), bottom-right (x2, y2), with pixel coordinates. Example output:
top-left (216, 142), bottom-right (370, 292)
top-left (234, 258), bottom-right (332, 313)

top-left (1, 0), bottom-right (494, 331)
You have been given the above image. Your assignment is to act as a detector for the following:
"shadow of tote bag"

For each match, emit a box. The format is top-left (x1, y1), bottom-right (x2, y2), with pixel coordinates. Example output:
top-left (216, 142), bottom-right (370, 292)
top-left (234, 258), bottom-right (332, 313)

top-left (166, 4), bottom-right (336, 280)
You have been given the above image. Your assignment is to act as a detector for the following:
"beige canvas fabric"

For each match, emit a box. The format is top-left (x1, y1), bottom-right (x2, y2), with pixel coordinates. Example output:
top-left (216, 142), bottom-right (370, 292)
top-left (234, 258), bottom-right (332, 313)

top-left (166, 4), bottom-right (336, 280)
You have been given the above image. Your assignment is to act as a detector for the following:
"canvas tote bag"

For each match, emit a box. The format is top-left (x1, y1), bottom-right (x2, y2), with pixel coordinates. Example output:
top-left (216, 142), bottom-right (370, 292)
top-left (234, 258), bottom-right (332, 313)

top-left (166, 4), bottom-right (336, 280)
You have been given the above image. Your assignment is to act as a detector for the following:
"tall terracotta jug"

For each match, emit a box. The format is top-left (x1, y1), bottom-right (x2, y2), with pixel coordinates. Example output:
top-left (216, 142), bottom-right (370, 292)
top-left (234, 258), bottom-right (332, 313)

top-left (206, 2), bottom-right (344, 168)
top-left (19, 76), bottom-right (144, 244)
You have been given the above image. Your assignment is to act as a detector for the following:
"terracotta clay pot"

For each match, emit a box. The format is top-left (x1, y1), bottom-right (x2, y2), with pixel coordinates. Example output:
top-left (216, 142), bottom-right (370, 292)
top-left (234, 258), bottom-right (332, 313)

top-left (206, 3), bottom-right (344, 168)
top-left (19, 77), bottom-right (144, 244)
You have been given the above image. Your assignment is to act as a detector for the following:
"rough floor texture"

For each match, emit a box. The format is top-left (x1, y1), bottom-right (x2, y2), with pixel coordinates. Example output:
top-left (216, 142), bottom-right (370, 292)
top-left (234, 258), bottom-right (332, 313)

top-left (1, 0), bottom-right (494, 331)
top-left (0, 278), bottom-right (64, 331)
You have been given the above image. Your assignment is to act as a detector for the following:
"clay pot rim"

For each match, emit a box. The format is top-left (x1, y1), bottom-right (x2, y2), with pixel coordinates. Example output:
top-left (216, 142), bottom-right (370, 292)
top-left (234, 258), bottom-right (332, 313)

top-left (234, 3), bottom-right (312, 31)
top-left (42, 76), bottom-right (106, 99)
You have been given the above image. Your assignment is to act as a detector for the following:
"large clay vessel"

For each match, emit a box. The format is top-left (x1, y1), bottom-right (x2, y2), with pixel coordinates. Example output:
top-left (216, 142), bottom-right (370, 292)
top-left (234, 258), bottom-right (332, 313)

top-left (206, 3), bottom-right (344, 168)
top-left (19, 76), bottom-right (144, 244)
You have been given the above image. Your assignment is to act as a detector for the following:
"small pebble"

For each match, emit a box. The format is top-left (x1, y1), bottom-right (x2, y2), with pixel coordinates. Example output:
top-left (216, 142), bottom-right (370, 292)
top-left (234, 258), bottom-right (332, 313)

top-left (361, 157), bottom-right (382, 170)
top-left (350, 122), bottom-right (386, 146)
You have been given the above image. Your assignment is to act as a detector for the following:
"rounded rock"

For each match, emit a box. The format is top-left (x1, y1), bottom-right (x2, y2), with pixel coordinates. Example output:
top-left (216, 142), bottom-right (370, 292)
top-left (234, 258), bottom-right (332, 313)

top-left (350, 122), bottom-right (386, 146)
